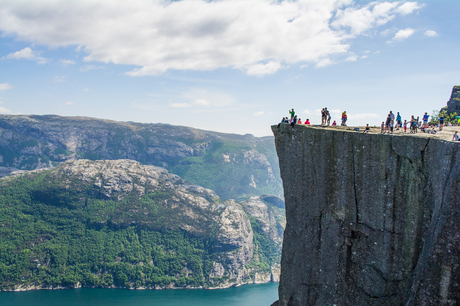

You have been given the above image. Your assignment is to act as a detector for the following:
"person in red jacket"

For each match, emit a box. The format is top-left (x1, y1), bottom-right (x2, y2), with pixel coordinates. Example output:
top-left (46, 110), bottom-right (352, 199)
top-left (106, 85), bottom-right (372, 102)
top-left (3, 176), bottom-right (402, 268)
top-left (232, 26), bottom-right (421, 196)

top-left (304, 119), bottom-right (310, 125)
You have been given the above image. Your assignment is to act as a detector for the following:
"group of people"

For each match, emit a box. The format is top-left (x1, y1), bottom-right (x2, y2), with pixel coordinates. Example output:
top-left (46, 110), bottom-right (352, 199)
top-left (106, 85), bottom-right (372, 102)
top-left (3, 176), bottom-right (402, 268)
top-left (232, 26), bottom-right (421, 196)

top-left (280, 109), bottom-right (313, 127)
top-left (279, 108), bottom-right (459, 142)
top-left (381, 111), bottom-right (446, 134)
top-left (280, 108), bottom-right (347, 127)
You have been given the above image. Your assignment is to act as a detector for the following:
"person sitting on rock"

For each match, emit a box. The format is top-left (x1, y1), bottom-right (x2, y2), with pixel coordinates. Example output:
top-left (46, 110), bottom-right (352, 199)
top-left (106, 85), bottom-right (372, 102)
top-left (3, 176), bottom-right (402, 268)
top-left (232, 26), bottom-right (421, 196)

top-left (363, 124), bottom-right (370, 134)
top-left (453, 131), bottom-right (460, 141)
top-left (304, 118), bottom-right (310, 125)
top-left (332, 120), bottom-right (337, 126)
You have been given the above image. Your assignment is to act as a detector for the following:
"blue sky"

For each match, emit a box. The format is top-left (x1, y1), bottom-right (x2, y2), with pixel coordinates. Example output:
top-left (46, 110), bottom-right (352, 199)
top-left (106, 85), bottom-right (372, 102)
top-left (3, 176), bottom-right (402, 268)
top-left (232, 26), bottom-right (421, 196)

top-left (0, 0), bottom-right (458, 136)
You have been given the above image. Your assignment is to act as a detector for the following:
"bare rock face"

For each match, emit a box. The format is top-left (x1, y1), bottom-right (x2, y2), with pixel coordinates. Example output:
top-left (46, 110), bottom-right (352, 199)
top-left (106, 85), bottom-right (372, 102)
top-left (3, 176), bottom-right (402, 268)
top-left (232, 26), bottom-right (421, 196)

top-left (272, 124), bottom-right (460, 306)
top-left (446, 85), bottom-right (460, 115)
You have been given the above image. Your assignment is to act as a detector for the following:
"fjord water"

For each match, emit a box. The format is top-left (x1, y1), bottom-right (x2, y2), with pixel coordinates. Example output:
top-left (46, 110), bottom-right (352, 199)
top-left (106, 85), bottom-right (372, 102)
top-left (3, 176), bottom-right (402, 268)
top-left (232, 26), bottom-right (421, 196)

top-left (0, 282), bottom-right (278, 306)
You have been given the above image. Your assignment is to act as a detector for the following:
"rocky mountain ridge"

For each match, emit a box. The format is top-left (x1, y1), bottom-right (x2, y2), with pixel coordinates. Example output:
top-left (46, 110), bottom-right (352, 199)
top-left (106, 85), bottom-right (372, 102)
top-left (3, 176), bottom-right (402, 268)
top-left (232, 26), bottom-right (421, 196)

top-left (0, 114), bottom-right (282, 201)
top-left (0, 159), bottom-right (283, 291)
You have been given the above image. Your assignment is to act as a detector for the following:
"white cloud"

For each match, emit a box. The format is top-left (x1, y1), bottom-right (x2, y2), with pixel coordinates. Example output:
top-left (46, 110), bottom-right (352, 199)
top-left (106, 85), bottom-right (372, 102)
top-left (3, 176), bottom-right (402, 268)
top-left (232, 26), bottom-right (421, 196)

top-left (315, 58), bottom-right (334, 68)
top-left (0, 1), bottom-right (422, 76)
top-left (301, 109), bottom-right (311, 115)
top-left (59, 59), bottom-right (76, 66)
top-left (424, 30), bottom-right (438, 37)
top-left (54, 76), bottom-right (66, 83)
top-left (395, 2), bottom-right (424, 15)
top-left (387, 28), bottom-right (415, 43)
top-left (361, 55), bottom-right (368, 59)
top-left (65, 101), bottom-right (73, 105)
top-left (345, 55), bottom-right (358, 62)
top-left (0, 106), bottom-right (10, 114)
top-left (331, 2), bottom-right (421, 35)
top-left (83, 88), bottom-right (89, 91)
top-left (80, 65), bottom-right (104, 72)
top-left (5, 47), bottom-right (49, 64)
top-left (254, 111), bottom-right (265, 116)
top-left (246, 62), bottom-right (281, 76)
top-left (0, 83), bottom-right (13, 92)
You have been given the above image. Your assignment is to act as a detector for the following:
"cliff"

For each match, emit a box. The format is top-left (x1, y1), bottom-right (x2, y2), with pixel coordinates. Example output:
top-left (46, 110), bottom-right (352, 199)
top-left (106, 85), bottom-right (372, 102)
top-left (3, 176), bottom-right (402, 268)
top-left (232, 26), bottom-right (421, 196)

top-left (445, 85), bottom-right (460, 115)
top-left (0, 159), bottom-right (283, 291)
top-left (0, 114), bottom-right (282, 200)
top-left (272, 124), bottom-right (460, 305)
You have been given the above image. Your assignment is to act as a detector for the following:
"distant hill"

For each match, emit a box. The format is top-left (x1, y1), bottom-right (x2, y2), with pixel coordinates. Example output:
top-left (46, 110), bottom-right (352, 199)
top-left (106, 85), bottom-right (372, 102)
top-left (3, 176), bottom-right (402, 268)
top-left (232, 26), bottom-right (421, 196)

top-left (0, 159), bottom-right (284, 290)
top-left (0, 115), bottom-right (282, 201)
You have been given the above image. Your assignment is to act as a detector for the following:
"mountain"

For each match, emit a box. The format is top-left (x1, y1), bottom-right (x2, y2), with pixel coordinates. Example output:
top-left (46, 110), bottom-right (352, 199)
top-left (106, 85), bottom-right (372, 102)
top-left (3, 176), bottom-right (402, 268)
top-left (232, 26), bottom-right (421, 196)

top-left (0, 114), bottom-right (282, 201)
top-left (0, 159), bottom-right (284, 291)
top-left (445, 85), bottom-right (460, 115)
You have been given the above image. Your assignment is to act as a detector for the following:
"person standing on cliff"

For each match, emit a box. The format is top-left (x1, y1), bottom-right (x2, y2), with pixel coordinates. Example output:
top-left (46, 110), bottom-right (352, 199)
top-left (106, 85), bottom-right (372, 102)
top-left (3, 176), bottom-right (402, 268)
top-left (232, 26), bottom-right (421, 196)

top-left (289, 109), bottom-right (295, 122)
top-left (341, 111), bottom-right (347, 126)
top-left (396, 112), bottom-right (402, 130)
top-left (423, 112), bottom-right (429, 128)
top-left (327, 109), bottom-right (331, 126)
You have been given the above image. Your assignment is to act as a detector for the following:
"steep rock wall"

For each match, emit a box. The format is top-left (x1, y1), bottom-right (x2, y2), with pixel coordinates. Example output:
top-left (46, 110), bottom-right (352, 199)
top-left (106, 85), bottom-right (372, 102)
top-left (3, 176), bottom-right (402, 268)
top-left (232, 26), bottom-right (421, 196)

top-left (272, 124), bottom-right (460, 306)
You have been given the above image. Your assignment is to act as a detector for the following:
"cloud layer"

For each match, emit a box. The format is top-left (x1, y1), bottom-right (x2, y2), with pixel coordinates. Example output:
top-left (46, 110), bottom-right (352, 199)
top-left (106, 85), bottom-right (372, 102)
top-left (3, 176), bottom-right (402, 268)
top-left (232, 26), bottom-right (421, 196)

top-left (0, 0), bottom-right (422, 76)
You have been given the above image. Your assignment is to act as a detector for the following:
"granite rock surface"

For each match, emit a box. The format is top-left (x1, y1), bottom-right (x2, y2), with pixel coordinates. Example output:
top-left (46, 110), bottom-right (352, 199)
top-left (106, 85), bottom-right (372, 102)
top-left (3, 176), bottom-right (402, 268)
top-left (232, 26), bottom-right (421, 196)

top-left (272, 124), bottom-right (460, 305)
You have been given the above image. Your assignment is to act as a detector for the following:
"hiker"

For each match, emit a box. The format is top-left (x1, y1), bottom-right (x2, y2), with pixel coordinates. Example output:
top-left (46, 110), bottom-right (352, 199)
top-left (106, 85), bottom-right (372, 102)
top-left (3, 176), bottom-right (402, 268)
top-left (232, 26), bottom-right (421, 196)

top-left (332, 120), bottom-right (337, 126)
top-left (381, 121), bottom-right (385, 133)
top-left (289, 109), bottom-right (295, 121)
top-left (321, 108), bottom-right (326, 125)
top-left (297, 118), bottom-right (302, 124)
top-left (396, 112), bottom-right (402, 130)
top-left (385, 114), bottom-right (391, 133)
top-left (290, 115), bottom-right (298, 128)
top-left (439, 116), bottom-right (444, 131)
top-left (453, 131), bottom-right (460, 141)
top-left (403, 120), bottom-right (407, 133)
top-left (304, 118), bottom-right (310, 125)
top-left (326, 109), bottom-right (331, 126)
top-left (363, 124), bottom-right (370, 134)
top-left (423, 112), bottom-right (429, 128)
top-left (341, 111), bottom-right (347, 126)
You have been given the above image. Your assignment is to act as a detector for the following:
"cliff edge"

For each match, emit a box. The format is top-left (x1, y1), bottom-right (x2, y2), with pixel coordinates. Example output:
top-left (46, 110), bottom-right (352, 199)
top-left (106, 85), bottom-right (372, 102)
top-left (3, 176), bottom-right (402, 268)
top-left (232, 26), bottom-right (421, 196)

top-left (272, 124), bottom-right (460, 305)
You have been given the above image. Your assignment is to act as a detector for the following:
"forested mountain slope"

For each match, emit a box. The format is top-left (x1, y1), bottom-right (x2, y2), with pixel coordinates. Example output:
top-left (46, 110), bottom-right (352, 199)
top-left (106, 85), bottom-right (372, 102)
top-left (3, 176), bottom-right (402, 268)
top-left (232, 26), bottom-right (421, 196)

top-left (0, 115), bottom-right (282, 200)
top-left (0, 159), bottom-right (284, 290)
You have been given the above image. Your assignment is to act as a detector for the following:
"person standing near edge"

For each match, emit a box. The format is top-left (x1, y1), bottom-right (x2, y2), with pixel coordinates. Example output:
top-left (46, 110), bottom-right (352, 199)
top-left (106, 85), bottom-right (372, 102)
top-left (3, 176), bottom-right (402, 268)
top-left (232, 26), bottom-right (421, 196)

top-left (289, 108), bottom-right (295, 122)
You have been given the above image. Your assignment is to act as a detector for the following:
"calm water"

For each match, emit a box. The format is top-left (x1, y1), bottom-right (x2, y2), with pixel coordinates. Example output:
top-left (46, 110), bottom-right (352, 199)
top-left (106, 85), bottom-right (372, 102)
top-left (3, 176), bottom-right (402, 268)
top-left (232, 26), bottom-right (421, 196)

top-left (0, 282), bottom-right (278, 306)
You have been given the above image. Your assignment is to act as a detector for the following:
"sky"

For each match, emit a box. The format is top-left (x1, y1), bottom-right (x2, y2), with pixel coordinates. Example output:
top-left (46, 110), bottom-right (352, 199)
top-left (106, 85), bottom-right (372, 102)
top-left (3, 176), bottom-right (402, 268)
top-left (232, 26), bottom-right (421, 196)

top-left (0, 0), bottom-right (459, 137)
